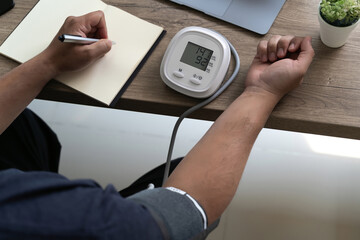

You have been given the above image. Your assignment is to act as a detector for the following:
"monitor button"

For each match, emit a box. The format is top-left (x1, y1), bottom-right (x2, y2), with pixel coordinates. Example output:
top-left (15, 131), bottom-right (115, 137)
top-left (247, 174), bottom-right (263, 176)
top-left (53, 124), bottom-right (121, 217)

top-left (190, 78), bottom-right (201, 85)
top-left (173, 71), bottom-right (184, 78)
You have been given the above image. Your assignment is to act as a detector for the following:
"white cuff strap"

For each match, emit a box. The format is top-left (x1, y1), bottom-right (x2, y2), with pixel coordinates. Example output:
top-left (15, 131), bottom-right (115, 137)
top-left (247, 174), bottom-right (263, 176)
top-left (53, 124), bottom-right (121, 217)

top-left (166, 187), bottom-right (207, 230)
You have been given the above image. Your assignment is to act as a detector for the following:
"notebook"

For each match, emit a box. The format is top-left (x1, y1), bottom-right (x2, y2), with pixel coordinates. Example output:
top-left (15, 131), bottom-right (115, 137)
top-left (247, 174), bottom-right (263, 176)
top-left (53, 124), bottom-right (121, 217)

top-left (0, 0), bottom-right (165, 106)
top-left (170, 0), bottom-right (286, 34)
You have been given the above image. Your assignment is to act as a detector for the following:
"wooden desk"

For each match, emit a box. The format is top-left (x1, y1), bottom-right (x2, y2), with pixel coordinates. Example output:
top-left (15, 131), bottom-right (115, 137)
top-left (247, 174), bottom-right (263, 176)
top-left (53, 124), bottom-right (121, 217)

top-left (1, 0), bottom-right (360, 139)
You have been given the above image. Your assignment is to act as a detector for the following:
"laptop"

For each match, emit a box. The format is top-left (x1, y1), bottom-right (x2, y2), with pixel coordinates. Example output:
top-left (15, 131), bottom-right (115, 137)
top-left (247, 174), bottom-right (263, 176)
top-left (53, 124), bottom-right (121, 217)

top-left (170, 0), bottom-right (286, 34)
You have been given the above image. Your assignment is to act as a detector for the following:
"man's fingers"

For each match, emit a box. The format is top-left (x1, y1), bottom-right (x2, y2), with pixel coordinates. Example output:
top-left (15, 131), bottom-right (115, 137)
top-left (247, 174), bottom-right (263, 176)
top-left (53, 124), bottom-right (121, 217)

top-left (296, 36), bottom-right (315, 74)
top-left (267, 35), bottom-right (282, 62)
top-left (257, 40), bottom-right (269, 62)
top-left (288, 37), bottom-right (303, 53)
top-left (83, 11), bottom-right (108, 39)
top-left (276, 35), bottom-right (294, 58)
top-left (61, 11), bottom-right (108, 39)
top-left (85, 39), bottom-right (112, 60)
top-left (257, 35), bottom-right (302, 63)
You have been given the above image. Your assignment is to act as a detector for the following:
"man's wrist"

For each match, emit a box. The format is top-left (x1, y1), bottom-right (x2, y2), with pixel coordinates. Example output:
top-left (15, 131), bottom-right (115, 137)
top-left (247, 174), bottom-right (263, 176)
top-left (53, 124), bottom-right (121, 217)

top-left (222, 85), bottom-right (282, 131)
top-left (243, 86), bottom-right (283, 106)
top-left (35, 51), bottom-right (60, 79)
top-left (215, 85), bottom-right (281, 142)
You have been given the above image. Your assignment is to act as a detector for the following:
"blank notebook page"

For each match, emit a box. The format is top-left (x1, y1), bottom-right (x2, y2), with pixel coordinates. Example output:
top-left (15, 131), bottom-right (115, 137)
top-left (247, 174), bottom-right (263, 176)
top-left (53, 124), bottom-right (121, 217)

top-left (0, 0), bottom-right (164, 105)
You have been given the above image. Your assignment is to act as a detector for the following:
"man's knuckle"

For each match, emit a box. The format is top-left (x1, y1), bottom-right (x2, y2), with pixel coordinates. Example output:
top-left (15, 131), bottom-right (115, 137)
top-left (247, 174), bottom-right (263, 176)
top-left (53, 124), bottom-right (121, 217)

top-left (310, 49), bottom-right (315, 57)
top-left (96, 10), bottom-right (105, 16)
top-left (82, 48), bottom-right (93, 59)
top-left (269, 35), bottom-right (281, 44)
top-left (103, 42), bottom-right (111, 51)
top-left (65, 16), bottom-right (76, 24)
top-left (258, 40), bottom-right (267, 49)
top-left (89, 10), bottom-right (104, 19)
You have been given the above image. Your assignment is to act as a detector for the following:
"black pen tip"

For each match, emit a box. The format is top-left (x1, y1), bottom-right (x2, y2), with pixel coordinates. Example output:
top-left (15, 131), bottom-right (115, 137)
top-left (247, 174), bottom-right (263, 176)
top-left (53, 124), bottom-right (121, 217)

top-left (58, 35), bottom-right (65, 42)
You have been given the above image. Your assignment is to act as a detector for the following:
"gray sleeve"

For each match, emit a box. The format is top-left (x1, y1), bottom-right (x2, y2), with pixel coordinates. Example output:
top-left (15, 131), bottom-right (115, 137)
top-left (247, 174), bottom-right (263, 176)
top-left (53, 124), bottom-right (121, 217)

top-left (128, 187), bottom-right (208, 240)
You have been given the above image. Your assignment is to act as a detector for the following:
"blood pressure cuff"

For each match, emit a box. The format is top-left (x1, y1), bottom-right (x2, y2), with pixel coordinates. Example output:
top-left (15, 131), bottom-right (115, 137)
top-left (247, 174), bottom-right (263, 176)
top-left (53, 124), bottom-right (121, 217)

top-left (129, 187), bottom-right (219, 240)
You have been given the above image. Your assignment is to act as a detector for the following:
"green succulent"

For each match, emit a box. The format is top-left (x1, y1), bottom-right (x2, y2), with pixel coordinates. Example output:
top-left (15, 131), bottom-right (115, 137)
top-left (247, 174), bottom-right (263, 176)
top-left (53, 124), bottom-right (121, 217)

top-left (320, 0), bottom-right (360, 26)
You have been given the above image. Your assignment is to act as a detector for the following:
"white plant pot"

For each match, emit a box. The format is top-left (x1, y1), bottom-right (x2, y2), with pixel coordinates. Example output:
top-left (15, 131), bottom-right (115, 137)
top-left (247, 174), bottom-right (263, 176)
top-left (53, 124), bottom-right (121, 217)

top-left (318, 10), bottom-right (360, 48)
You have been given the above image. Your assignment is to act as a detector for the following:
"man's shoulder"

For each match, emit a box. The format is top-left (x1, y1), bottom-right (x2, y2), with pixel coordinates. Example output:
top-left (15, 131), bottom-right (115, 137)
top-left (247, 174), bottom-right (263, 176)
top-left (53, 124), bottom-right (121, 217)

top-left (0, 168), bottom-right (108, 211)
top-left (0, 168), bottom-right (101, 193)
top-left (0, 169), bottom-right (164, 239)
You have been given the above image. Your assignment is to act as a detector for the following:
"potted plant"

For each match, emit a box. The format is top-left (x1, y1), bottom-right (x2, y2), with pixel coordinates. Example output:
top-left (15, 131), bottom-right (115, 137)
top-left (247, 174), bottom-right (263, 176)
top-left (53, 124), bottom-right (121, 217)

top-left (318, 0), bottom-right (360, 48)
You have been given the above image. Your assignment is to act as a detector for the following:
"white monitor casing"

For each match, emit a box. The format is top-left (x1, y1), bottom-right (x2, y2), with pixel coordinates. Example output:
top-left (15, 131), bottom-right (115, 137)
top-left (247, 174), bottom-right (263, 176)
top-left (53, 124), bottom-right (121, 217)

top-left (160, 26), bottom-right (231, 98)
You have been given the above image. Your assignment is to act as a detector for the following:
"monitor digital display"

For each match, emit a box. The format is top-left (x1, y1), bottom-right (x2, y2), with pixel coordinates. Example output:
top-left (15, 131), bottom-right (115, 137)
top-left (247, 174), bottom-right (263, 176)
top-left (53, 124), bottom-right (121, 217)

top-left (180, 42), bottom-right (213, 71)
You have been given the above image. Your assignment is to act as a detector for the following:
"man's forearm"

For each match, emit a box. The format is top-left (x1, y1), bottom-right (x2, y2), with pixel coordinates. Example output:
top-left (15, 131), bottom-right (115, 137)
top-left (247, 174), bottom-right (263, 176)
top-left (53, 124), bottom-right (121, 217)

top-left (0, 52), bottom-right (56, 134)
top-left (164, 87), bottom-right (281, 225)
top-left (0, 12), bottom-right (113, 135)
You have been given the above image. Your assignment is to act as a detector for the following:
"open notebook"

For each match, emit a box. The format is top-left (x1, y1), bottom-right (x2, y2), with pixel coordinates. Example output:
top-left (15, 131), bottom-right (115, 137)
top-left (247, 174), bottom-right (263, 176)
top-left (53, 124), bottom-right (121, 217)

top-left (0, 0), bottom-right (165, 106)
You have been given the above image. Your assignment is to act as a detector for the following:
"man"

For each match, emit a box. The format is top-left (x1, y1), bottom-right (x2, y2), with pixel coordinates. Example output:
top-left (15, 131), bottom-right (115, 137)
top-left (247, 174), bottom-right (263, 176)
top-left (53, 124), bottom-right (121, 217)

top-left (0, 11), bottom-right (314, 240)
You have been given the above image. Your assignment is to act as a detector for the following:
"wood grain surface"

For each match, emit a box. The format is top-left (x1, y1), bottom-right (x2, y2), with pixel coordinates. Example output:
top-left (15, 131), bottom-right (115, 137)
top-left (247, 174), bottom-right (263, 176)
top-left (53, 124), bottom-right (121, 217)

top-left (1, 0), bottom-right (360, 139)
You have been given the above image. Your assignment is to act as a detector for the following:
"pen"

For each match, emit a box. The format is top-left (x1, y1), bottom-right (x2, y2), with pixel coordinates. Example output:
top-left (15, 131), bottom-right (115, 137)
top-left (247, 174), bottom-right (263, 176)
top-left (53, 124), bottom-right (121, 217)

top-left (58, 34), bottom-right (116, 45)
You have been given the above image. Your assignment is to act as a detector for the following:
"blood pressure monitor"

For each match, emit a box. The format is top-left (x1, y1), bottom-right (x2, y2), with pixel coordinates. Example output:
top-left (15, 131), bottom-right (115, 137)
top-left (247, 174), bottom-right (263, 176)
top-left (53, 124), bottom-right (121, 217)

top-left (160, 26), bottom-right (231, 98)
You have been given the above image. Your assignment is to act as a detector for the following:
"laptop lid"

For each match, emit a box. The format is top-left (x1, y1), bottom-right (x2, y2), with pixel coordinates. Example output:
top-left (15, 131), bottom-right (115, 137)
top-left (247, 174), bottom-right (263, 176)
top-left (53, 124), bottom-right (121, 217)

top-left (170, 0), bottom-right (286, 34)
